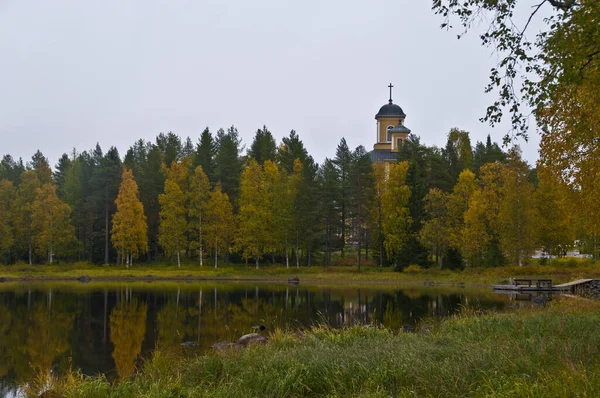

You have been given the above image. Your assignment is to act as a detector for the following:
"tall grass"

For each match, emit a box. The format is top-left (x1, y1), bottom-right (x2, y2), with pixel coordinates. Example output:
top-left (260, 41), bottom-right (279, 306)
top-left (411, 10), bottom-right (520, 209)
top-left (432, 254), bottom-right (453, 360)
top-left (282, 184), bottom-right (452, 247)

top-left (35, 298), bottom-right (600, 397)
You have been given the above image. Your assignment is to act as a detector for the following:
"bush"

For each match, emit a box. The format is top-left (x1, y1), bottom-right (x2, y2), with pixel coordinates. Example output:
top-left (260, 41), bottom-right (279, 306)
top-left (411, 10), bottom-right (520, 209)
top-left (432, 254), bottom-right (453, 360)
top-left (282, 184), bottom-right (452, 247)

top-left (403, 264), bottom-right (422, 273)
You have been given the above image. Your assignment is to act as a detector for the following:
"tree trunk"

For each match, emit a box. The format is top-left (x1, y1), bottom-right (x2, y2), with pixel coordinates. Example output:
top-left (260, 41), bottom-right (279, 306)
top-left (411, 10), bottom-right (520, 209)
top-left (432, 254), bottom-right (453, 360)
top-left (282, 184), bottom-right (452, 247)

top-left (365, 229), bottom-right (369, 261)
top-left (341, 204), bottom-right (345, 258)
top-left (285, 237), bottom-right (289, 268)
top-left (214, 237), bottom-right (218, 268)
top-left (594, 232), bottom-right (597, 262)
top-left (255, 257), bottom-right (259, 270)
top-left (105, 191), bottom-right (109, 265)
top-left (296, 234), bottom-right (300, 268)
top-left (28, 235), bottom-right (32, 265)
top-left (325, 224), bottom-right (329, 267)
top-left (177, 249), bottom-right (181, 267)
top-left (357, 230), bottom-right (362, 271)
top-left (199, 214), bottom-right (203, 266)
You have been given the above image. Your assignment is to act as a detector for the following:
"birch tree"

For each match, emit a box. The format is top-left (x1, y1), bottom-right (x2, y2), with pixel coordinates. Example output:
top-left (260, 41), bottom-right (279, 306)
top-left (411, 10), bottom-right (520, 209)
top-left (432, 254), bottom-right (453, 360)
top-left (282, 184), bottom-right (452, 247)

top-left (188, 165), bottom-right (210, 265)
top-left (235, 160), bottom-right (270, 268)
top-left (204, 184), bottom-right (234, 268)
top-left (111, 168), bottom-right (148, 267)
top-left (31, 184), bottom-right (75, 264)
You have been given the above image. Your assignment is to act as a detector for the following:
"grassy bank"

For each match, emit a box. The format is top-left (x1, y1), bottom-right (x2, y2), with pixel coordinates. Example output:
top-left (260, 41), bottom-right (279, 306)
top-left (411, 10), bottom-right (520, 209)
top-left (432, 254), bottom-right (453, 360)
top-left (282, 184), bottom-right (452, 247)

top-left (1, 258), bottom-right (599, 285)
top-left (31, 298), bottom-right (600, 397)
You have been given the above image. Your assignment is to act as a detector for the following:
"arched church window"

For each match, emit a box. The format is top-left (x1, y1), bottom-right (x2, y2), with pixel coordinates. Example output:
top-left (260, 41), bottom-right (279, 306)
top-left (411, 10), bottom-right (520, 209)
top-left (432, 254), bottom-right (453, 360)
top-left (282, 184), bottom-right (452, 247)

top-left (386, 125), bottom-right (394, 142)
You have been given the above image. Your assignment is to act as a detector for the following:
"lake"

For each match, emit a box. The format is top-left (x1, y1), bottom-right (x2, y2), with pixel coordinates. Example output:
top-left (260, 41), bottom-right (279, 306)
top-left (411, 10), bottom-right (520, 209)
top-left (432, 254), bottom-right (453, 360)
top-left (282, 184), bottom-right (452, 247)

top-left (0, 281), bottom-right (514, 396)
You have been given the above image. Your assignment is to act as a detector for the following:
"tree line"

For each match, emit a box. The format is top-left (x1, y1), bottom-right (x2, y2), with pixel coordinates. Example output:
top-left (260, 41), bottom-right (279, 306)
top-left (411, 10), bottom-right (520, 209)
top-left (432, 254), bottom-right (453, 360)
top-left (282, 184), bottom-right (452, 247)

top-left (0, 126), bottom-right (595, 268)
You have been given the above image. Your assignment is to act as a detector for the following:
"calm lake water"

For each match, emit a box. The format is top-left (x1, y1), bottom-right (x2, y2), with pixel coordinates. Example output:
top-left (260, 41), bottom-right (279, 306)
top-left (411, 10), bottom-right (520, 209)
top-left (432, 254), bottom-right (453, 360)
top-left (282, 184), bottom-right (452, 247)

top-left (0, 281), bottom-right (513, 396)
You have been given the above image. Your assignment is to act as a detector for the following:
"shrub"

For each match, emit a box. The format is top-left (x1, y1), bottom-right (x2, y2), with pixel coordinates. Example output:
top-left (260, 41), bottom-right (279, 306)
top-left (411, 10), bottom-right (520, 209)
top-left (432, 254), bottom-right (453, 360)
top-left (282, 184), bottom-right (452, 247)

top-left (403, 264), bottom-right (422, 273)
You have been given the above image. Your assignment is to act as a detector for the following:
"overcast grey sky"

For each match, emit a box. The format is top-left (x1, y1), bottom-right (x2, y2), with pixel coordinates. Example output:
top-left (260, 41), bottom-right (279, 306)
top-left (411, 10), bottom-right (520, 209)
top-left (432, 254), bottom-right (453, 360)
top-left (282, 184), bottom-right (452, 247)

top-left (0, 0), bottom-right (542, 168)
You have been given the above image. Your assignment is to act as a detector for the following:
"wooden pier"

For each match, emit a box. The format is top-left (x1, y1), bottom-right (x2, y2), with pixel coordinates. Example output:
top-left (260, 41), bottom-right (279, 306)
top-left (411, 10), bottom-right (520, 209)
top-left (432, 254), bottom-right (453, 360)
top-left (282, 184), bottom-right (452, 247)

top-left (493, 278), bottom-right (597, 294)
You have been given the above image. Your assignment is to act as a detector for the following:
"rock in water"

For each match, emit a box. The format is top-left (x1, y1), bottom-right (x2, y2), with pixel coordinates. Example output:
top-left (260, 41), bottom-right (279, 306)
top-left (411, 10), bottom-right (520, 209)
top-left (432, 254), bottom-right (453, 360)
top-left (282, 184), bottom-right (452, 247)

top-left (251, 324), bottom-right (267, 331)
top-left (181, 341), bottom-right (197, 347)
top-left (288, 276), bottom-right (300, 285)
top-left (237, 333), bottom-right (267, 346)
top-left (77, 275), bottom-right (91, 283)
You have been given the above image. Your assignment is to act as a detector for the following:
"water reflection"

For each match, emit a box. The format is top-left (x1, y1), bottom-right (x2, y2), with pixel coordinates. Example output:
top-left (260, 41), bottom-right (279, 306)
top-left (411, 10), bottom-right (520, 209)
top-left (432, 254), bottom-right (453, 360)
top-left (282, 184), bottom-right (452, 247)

top-left (0, 283), bottom-right (509, 395)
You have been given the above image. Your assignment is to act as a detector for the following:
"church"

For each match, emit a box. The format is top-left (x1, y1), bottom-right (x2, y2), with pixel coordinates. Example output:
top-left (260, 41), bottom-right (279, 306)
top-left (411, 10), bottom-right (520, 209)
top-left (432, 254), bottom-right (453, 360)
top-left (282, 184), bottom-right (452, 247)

top-left (369, 84), bottom-right (411, 163)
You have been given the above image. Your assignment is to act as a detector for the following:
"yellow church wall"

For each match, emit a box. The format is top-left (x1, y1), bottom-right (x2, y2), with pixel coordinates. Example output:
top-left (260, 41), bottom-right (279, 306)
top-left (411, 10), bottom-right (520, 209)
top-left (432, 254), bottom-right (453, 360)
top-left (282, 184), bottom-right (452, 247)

top-left (377, 116), bottom-right (402, 143)
top-left (374, 143), bottom-right (391, 150)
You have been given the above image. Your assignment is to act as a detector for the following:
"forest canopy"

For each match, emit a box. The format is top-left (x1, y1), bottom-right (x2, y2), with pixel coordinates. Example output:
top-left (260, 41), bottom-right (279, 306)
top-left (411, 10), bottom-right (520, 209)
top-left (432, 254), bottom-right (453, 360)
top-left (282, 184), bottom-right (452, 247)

top-left (0, 125), bottom-right (593, 269)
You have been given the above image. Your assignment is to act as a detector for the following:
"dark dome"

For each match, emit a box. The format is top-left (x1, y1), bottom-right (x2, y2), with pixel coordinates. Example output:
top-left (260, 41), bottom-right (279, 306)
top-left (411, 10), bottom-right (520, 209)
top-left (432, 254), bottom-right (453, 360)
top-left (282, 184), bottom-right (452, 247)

top-left (376, 102), bottom-right (406, 118)
top-left (388, 123), bottom-right (411, 134)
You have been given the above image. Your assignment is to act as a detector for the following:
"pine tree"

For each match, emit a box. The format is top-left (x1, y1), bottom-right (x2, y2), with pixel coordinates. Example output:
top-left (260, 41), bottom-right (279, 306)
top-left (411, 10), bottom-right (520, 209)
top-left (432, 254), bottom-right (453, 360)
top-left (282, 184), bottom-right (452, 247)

top-left (277, 131), bottom-right (319, 266)
top-left (53, 153), bottom-right (71, 197)
top-left (248, 126), bottom-right (277, 165)
top-left (214, 126), bottom-right (243, 202)
top-left (443, 129), bottom-right (473, 183)
top-left (156, 132), bottom-right (183, 166)
top-left (31, 184), bottom-right (75, 264)
top-left (0, 155), bottom-right (25, 185)
top-left (333, 138), bottom-right (352, 257)
top-left (349, 146), bottom-right (375, 270)
top-left (92, 147), bottom-right (122, 265)
top-left (29, 150), bottom-right (52, 185)
top-left (188, 166), bottom-right (211, 266)
top-left (111, 168), bottom-right (148, 267)
top-left (318, 159), bottom-right (340, 266)
top-left (204, 184), bottom-right (234, 268)
top-left (194, 128), bottom-right (216, 183)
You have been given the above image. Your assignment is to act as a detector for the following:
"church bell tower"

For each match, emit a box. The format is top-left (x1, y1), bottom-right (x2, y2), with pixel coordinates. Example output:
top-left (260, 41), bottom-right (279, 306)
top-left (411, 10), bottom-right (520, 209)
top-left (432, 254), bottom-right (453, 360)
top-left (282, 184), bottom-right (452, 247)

top-left (370, 84), bottom-right (411, 162)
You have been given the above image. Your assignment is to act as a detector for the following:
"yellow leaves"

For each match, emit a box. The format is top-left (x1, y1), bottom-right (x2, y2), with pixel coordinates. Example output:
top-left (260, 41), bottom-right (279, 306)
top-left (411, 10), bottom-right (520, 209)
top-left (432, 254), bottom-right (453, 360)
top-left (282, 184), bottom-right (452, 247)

top-left (110, 298), bottom-right (147, 379)
top-left (420, 188), bottom-right (452, 267)
top-left (381, 162), bottom-right (411, 260)
top-left (535, 165), bottom-right (575, 254)
top-left (204, 184), bottom-right (234, 266)
top-left (235, 160), bottom-right (272, 263)
top-left (159, 158), bottom-right (191, 262)
top-left (0, 179), bottom-right (15, 255)
top-left (111, 168), bottom-right (148, 261)
top-left (498, 153), bottom-right (537, 266)
top-left (30, 183), bottom-right (75, 262)
top-left (158, 178), bottom-right (187, 260)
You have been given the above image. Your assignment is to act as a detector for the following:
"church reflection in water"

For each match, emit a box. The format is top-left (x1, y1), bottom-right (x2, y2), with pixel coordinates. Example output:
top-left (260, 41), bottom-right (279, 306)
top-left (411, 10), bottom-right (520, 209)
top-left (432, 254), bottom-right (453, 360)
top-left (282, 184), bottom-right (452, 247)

top-left (0, 283), bottom-right (509, 394)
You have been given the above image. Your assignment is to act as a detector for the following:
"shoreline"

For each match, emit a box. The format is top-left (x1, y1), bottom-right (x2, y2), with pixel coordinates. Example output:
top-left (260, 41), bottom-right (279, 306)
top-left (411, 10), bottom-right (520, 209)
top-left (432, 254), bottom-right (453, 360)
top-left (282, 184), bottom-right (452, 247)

top-left (0, 263), bottom-right (598, 287)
